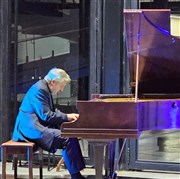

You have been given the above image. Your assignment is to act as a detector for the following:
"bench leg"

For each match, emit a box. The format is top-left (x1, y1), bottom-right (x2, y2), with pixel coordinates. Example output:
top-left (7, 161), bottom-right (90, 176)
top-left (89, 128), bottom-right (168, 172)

top-left (1, 147), bottom-right (7, 179)
top-left (39, 149), bottom-right (43, 179)
top-left (14, 154), bottom-right (18, 179)
top-left (27, 147), bottom-right (33, 179)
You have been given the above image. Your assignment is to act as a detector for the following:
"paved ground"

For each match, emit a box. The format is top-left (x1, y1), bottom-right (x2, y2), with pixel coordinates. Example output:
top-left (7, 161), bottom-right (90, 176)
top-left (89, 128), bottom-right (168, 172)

top-left (0, 161), bottom-right (180, 179)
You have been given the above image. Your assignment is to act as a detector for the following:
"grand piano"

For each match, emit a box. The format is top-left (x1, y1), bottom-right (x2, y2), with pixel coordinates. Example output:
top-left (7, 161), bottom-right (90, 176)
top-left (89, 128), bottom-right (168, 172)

top-left (61, 9), bottom-right (180, 178)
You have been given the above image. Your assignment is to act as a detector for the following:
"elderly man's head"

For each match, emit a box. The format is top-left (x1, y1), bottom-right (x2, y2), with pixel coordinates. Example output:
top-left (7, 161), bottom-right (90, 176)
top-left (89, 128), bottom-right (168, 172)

top-left (44, 68), bottom-right (71, 94)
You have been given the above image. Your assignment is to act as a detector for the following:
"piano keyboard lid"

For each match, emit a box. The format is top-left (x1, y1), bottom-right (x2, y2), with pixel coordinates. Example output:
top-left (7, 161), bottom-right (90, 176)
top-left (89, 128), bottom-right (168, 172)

top-left (124, 9), bottom-right (180, 99)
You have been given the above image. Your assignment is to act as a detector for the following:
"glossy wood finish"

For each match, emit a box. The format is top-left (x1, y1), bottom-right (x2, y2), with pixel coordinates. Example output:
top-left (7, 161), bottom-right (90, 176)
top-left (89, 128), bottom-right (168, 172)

top-left (61, 97), bottom-right (180, 139)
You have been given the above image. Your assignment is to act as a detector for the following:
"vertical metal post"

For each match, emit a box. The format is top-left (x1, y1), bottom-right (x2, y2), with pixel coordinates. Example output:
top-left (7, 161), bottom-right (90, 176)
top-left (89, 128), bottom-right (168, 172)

top-left (89, 0), bottom-right (103, 97)
top-left (13, 0), bottom-right (18, 117)
top-left (0, 0), bottom-right (11, 144)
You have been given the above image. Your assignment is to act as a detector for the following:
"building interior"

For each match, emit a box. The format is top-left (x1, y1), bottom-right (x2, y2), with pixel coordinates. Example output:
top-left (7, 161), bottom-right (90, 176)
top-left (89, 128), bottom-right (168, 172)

top-left (0, 0), bottom-right (180, 178)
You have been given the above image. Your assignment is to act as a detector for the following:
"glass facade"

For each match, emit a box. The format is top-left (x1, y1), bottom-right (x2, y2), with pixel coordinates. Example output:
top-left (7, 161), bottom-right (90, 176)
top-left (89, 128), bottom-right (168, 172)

top-left (13, 0), bottom-right (90, 115)
top-left (138, 131), bottom-right (180, 163)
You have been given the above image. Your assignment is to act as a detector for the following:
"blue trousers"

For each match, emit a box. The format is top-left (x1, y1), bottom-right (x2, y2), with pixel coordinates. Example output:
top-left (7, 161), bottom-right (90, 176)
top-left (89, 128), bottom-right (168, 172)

top-left (49, 129), bottom-right (85, 174)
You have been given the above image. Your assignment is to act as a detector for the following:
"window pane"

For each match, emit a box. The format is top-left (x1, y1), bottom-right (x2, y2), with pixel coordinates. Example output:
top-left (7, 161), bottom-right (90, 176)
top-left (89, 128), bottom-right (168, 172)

top-left (16, 0), bottom-right (90, 111)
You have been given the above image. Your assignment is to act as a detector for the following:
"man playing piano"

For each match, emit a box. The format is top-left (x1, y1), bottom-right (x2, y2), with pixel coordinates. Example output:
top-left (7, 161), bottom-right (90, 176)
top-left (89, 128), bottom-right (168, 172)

top-left (12, 68), bottom-right (86, 179)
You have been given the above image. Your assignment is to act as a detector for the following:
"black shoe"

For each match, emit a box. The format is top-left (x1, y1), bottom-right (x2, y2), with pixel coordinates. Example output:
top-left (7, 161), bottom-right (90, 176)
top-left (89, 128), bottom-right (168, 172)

top-left (71, 172), bottom-right (86, 179)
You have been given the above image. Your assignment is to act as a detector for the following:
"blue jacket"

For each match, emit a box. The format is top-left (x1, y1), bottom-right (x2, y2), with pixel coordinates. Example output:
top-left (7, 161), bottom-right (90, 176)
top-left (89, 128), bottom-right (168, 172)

top-left (12, 79), bottom-right (68, 151)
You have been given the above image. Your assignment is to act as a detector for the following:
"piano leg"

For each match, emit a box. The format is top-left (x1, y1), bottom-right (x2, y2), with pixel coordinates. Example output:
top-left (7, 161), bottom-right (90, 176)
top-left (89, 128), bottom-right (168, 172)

top-left (109, 140), bottom-right (116, 177)
top-left (89, 140), bottom-right (117, 179)
top-left (94, 144), bottom-right (104, 179)
top-left (88, 140), bottom-right (113, 179)
top-left (104, 144), bottom-right (109, 177)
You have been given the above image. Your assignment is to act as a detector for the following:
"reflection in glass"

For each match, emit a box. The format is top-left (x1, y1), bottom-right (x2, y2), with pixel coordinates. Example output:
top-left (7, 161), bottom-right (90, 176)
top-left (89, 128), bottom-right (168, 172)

top-left (138, 131), bottom-right (180, 163)
top-left (16, 0), bottom-right (90, 106)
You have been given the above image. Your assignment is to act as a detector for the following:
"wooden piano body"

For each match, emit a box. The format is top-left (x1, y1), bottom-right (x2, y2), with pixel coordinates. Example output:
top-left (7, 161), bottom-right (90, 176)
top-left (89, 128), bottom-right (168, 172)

top-left (61, 96), bottom-right (180, 139)
top-left (60, 9), bottom-right (180, 178)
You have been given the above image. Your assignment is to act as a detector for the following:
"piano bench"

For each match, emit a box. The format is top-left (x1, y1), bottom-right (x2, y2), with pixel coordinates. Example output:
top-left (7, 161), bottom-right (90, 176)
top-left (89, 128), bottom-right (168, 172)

top-left (1, 140), bottom-right (43, 179)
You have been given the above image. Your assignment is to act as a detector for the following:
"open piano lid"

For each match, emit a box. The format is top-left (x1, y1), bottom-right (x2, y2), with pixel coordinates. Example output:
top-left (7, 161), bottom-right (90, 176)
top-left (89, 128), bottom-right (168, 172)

top-left (124, 9), bottom-right (180, 99)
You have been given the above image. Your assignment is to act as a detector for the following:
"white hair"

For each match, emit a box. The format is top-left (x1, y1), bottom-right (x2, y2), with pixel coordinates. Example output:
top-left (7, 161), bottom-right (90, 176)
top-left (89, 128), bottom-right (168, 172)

top-left (44, 68), bottom-right (71, 83)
